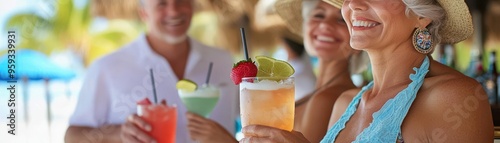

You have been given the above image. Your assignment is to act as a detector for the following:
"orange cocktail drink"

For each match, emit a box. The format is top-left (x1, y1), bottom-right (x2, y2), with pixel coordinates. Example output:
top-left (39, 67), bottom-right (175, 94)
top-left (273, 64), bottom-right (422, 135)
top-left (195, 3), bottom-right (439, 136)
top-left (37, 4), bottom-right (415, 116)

top-left (240, 77), bottom-right (295, 131)
top-left (138, 104), bottom-right (177, 143)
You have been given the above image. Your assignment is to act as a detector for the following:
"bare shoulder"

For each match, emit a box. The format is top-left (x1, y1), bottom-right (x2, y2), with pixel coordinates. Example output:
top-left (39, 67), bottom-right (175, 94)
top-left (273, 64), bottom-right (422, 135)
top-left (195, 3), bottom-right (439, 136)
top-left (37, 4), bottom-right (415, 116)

top-left (335, 88), bottom-right (361, 105)
top-left (423, 61), bottom-right (486, 105)
top-left (330, 88), bottom-right (361, 113)
top-left (303, 85), bottom-right (358, 116)
top-left (312, 85), bottom-right (356, 102)
top-left (427, 75), bottom-right (483, 98)
top-left (327, 88), bottom-right (361, 128)
top-left (414, 62), bottom-right (493, 142)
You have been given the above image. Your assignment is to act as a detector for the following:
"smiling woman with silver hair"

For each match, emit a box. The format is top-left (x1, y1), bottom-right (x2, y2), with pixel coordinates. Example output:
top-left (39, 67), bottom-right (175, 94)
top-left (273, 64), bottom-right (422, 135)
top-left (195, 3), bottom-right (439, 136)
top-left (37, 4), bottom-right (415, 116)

top-left (240, 0), bottom-right (493, 142)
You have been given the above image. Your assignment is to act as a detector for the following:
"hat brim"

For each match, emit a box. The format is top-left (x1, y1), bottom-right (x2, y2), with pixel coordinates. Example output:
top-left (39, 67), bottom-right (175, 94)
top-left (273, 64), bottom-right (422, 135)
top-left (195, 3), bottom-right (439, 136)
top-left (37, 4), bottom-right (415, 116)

top-left (275, 0), bottom-right (304, 36)
top-left (323, 0), bottom-right (343, 9)
top-left (437, 0), bottom-right (474, 44)
top-left (275, 0), bottom-right (341, 36)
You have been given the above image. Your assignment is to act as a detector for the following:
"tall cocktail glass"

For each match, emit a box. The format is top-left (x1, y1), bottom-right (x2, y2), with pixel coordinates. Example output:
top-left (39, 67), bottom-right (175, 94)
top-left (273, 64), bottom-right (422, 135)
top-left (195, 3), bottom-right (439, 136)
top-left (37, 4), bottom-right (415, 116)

top-left (240, 77), bottom-right (295, 131)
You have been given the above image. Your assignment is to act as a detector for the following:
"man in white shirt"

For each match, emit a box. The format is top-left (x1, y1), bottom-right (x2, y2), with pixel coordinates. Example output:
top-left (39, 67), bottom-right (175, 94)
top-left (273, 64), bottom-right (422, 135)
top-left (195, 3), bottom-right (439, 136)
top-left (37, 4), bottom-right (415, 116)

top-left (64, 0), bottom-right (238, 142)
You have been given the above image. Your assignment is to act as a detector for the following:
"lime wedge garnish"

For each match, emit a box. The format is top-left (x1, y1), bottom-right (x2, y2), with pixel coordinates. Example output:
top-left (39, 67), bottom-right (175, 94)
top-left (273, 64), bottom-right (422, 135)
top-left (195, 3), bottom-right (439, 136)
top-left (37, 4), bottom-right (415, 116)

top-left (255, 56), bottom-right (295, 77)
top-left (176, 79), bottom-right (197, 92)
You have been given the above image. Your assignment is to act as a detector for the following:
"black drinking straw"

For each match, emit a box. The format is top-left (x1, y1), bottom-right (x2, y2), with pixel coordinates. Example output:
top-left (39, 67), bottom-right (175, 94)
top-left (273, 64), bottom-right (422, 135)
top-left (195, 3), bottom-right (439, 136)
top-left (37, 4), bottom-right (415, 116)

top-left (240, 28), bottom-right (250, 60)
top-left (205, 62), bottom-right (213, 85)
top-left (149, 69), bottom-right (158, 104)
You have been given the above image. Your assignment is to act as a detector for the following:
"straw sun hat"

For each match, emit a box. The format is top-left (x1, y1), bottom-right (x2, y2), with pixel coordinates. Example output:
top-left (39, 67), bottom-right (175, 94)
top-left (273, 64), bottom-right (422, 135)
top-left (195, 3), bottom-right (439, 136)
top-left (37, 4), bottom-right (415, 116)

top-left (275, 0), bottom-right (342, 37)
top-left (275, 0), bottom-right (473, 44)
top-left (254, 0), bottom-right (304, 44)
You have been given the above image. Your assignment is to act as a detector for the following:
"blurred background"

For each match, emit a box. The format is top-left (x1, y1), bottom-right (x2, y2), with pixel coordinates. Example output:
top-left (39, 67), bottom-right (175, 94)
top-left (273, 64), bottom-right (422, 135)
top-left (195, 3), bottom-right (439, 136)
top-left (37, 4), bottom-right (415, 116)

top-left (0, 0), bottom-right (499, 142)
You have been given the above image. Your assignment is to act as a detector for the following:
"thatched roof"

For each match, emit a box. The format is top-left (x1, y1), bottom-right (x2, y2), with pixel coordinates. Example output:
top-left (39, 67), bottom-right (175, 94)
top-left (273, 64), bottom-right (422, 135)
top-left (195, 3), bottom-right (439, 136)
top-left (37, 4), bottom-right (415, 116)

top-left (90, 0), bottom-right (281, 54)
top-left (91, 0), bottom-right (139, 19)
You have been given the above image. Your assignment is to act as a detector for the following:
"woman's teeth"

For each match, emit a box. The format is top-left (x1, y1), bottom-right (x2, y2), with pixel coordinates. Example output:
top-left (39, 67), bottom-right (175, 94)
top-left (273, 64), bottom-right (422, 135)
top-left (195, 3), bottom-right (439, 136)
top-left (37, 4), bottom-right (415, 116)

top-left (317, 36), bottom-right (336, 42)
top-left (352, 20), bottom-right (379, 27)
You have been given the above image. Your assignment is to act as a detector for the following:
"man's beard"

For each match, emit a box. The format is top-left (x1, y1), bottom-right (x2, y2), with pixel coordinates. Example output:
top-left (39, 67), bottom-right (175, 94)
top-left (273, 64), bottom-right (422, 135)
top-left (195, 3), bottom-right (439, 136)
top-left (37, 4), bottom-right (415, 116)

top-left (159, 33), bottom-right (188, 44)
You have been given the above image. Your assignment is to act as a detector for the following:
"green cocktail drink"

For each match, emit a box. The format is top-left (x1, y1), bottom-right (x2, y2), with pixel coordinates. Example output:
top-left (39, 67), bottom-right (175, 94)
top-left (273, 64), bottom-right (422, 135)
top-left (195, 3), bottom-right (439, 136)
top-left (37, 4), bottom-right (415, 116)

top-left (178, 85), bottom-right (220, 117)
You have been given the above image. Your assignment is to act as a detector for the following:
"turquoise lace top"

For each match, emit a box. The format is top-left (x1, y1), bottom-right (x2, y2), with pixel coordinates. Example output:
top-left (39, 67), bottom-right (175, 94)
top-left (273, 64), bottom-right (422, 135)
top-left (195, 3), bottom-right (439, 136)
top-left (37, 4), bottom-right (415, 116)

top-left (320, 56), bottom-right (430, 143)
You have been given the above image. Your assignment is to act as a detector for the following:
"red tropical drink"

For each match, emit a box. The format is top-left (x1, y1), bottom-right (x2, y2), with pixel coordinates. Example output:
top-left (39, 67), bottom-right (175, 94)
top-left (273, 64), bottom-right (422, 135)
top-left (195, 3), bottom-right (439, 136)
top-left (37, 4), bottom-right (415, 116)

top-left (137, 99), bottom-right (177, 143)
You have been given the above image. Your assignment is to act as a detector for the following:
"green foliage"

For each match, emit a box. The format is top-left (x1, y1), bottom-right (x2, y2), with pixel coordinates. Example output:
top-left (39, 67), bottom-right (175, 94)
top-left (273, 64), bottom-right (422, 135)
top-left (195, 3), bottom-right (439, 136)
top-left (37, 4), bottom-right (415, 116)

top-left (4, 0), bottom-right (141, 66)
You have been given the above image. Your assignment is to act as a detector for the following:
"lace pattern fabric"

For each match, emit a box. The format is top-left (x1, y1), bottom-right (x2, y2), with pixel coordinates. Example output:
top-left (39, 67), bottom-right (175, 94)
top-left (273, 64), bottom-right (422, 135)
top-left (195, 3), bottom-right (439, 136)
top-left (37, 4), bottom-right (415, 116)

top-left (320, 57), bottom-right (430, 143)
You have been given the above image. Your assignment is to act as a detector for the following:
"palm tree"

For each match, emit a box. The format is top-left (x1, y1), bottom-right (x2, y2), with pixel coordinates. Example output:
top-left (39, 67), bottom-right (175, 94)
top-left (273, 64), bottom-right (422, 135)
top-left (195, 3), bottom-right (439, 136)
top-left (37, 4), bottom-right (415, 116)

top-left (2, 1), bottom-right (141, 142)
top-left (4, 0), bottom-right (141, 66)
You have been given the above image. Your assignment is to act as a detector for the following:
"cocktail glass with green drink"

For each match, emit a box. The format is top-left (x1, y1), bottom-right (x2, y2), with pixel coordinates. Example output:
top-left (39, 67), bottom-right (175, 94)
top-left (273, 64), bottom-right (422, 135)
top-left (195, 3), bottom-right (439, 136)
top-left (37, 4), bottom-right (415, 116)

top-left (178, 83), bottom-right (220, 117)
top-left (176, 62), bottom-right (220, 117)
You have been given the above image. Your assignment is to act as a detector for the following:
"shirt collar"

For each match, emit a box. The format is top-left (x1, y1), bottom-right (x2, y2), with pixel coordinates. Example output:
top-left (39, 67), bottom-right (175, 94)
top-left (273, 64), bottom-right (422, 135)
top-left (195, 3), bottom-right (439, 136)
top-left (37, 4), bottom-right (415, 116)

top-left (137, 34), bottom-right (202, 76)
top-left (185, 38), bottom-right (202, 74)
top-left (137, 34), bottom-right (160, 62)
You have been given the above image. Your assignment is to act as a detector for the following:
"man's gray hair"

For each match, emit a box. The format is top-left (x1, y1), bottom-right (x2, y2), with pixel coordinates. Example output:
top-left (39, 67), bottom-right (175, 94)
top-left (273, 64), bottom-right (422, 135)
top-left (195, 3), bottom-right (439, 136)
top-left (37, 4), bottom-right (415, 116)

top-left (403, 0), bottom-right (446, 45)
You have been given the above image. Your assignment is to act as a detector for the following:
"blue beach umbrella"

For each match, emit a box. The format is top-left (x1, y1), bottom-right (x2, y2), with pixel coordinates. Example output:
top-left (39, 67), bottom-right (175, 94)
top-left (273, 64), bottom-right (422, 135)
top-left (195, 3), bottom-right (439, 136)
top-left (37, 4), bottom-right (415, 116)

top-left (0, 49), bottom-right (75, 80)
top-left (0, 49), bottom-right (76, 133)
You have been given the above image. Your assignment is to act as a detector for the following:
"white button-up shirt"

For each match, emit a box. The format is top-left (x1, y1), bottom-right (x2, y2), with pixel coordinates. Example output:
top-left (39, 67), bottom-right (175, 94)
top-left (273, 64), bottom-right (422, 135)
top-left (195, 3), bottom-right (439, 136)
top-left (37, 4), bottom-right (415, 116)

top-left (69, 35), bottom-right (238, 143)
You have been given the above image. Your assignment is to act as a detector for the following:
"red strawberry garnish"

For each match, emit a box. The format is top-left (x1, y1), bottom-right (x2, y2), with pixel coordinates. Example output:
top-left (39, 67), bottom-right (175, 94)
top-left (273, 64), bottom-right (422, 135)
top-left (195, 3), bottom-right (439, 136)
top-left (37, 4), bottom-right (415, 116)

top-left (231, 59), bottom-right (258, 85)
top-left (137, 97), bottom-right (152, 105)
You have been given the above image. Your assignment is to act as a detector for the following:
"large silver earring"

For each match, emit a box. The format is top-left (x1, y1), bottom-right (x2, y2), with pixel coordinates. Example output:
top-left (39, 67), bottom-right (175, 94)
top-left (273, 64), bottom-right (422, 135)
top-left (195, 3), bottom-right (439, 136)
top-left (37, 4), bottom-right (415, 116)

top-left (412, 28), bottom-right (433, 54)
